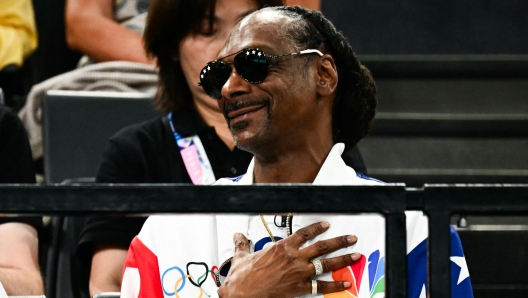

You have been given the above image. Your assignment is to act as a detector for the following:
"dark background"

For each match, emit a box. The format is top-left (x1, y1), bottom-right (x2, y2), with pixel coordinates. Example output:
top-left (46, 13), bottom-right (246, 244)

top-left (323, 0), bottom-right (527, 54)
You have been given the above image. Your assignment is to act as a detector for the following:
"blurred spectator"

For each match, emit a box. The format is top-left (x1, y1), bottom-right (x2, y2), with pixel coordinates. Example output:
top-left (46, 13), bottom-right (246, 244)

top-left (74, 1), bottom-right (278, 294)
top-left (0, 0), bottom-right (37, 71)
top-left (0, 222), bottom-right (43, 295)
top-left (64, 0), bottom-right (319, 66)
top-left (0, 105), bottom-right (43, 295)
top-left (18, 61), bottom-right (157, 160)
top-left (285, 0), bottom-right (320, 10)
top-left (65, 0), bottom-right (155, 66)
top-left (0, 0), bottom-right (38, 109)
top-left (20, 1), bottom-right (161, 162)
top-left (0, 104), bottom-right (35, 182)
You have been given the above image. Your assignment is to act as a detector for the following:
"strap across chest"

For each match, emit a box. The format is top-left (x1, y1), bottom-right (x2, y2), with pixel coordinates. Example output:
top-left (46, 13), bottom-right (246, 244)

top-left (168, 112), bottom-right (216, 185)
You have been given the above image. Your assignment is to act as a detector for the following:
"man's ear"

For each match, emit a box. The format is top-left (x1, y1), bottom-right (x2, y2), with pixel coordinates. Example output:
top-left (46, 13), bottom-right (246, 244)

top-left (316, 54), bottom-right (338, 97)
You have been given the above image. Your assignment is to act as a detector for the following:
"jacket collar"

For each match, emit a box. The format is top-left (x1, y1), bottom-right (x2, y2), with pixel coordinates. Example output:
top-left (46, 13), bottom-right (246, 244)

top-left (238, 143), bottom-right (356, 185)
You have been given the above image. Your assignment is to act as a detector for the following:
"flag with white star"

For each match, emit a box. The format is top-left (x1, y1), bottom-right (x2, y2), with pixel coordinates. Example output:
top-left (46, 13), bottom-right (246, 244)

top-left (407, 226), bottom-right (474, 298)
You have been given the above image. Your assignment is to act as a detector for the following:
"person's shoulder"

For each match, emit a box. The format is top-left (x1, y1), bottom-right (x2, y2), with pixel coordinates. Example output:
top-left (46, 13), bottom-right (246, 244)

top-left (105, 116), bottom-right (169, 153)
top-left (96, 116), bottom-right (173, 183)
top-left (213, 175), bottom-right (245, 185)
top-left (0, 106), bottom-right (27, 144)
top-left (109, 116), bottom-right (166, 143)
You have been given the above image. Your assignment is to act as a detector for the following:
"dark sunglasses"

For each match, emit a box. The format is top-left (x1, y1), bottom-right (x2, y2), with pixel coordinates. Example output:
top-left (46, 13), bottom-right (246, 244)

top-left (199, 48), bottom-right (324, 99)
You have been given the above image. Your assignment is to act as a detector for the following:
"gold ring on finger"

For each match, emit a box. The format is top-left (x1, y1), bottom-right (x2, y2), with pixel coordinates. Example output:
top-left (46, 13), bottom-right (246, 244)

top-left (312, 279), bottom-right (318, 295)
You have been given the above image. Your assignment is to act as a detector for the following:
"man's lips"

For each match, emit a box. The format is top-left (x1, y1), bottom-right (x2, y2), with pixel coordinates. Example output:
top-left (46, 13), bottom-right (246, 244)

top-left (227, 104), bottom-right (267, 120)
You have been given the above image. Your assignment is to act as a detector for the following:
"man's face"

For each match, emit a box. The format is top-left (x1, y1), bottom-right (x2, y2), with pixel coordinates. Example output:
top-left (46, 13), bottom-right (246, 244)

top-left (215, 11), bottom-right (322, 153)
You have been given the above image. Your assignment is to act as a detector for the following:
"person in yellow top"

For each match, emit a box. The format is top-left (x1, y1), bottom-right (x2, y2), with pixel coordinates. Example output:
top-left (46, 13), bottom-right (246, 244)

top-left (0, 0), bottom-right (38, 71)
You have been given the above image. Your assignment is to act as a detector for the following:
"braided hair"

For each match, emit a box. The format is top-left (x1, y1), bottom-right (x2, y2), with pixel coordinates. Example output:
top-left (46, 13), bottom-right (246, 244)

top-left (268, 6), bottom-right (377, 151)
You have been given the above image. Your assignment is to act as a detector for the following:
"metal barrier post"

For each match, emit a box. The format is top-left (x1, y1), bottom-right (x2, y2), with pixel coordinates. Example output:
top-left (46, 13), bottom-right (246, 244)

top-left (385, 213), bottom-right (408, 297)
top-left (424, 184), bottom-right (528, 297)
top-left (425, 206), bottom-right (451, 297)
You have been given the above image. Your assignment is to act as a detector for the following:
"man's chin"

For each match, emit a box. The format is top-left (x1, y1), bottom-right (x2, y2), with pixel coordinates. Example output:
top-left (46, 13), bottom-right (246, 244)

top-left (229, 117), bottom-right (272, 153)
top-left (231, 129), bottom-right (265, 153)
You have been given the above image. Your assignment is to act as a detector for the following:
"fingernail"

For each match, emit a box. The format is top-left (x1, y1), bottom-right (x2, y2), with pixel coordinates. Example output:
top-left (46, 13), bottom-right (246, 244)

top-left (233, 233), bottom-right (242, 242)
top-left (351, 253), bottom-right (361, 261)
top-left (347, 235), bottom-right (357, 243)
top-left (343, 281), bottom-right (351, 288)
top-left (321, 221), bottom-right (330, 228)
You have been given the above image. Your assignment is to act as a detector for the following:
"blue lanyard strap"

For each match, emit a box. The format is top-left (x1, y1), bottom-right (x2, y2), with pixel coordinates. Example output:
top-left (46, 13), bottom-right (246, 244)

top-left (168, 112), bottom-right (216, 185)
top-left (168, 112), bottom-right (186, 147)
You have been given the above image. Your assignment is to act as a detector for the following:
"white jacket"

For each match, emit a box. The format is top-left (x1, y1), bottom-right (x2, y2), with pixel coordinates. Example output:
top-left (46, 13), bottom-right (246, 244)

top-left (121, 144), bottom-right (472, 298)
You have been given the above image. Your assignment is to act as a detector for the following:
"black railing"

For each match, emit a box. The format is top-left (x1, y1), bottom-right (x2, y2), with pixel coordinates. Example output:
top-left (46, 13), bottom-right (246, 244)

top-left (1, 184), bottom-right (527, 297)
top-left (418, 184), bottom-right (528, 297)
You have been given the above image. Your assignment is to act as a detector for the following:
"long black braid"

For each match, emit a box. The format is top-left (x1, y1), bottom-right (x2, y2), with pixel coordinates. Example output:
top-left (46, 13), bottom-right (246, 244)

top-left (268, 6), bottom-right (377, 151)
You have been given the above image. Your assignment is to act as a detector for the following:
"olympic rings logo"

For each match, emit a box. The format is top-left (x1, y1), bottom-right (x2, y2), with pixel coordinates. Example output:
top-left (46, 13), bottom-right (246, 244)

top-left (162, 263), bottom-right (220, 297)
top-left (161, 236), bottom-right (280, 296)
top-left (162, 266), bottom-right (185, 296)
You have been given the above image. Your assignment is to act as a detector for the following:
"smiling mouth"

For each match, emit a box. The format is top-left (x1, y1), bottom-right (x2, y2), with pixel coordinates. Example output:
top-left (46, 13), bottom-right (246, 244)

top-left (227, 104), bottom-right (267, 121)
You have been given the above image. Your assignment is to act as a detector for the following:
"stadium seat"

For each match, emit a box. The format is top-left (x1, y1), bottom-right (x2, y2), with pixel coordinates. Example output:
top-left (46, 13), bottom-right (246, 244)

top-left (42, 90), bottom-right (159, 298)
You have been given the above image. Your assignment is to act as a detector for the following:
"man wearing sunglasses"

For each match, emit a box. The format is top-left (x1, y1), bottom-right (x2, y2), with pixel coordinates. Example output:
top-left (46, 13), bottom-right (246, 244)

top-left (121, 6), bottom-right (473, 298)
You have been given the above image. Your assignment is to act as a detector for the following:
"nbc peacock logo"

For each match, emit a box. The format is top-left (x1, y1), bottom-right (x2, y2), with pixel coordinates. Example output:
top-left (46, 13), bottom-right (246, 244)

top-left (324, 250), bottom-right (385, 298)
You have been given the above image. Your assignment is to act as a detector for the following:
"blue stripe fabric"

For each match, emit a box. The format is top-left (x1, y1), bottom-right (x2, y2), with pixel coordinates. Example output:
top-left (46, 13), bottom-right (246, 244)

top-left (407, 226), bottom-right (474, 297)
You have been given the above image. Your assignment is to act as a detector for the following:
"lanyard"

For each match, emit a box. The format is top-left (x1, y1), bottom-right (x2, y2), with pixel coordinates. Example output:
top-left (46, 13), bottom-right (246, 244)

top-left (168, 112), bottom-right (216, 185)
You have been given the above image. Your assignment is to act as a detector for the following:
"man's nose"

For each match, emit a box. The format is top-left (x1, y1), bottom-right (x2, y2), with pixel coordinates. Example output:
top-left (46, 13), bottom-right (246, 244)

top-left (221, 68), bottom-right (252, 100)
